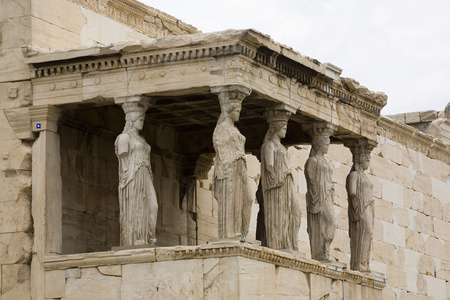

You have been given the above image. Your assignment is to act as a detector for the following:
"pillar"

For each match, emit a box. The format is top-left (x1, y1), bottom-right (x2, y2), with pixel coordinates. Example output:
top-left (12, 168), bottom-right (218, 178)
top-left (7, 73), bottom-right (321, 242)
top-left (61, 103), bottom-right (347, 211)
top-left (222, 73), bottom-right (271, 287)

top-left (29, 104), bottom-right (63, 299)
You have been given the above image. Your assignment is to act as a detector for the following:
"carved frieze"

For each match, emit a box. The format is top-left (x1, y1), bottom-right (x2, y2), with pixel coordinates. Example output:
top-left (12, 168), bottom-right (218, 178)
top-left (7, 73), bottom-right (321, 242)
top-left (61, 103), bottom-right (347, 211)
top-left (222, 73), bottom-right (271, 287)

top-left (67, 0), bottom-right (196, 38)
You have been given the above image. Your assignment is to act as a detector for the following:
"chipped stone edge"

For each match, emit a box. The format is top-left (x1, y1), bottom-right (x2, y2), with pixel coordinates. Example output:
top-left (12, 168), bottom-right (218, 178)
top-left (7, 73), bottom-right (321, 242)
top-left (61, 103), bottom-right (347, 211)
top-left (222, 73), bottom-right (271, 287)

top-left (378, 116), bottom-right (450, 165)
top-left (43, 242), bottom-right (386, 290)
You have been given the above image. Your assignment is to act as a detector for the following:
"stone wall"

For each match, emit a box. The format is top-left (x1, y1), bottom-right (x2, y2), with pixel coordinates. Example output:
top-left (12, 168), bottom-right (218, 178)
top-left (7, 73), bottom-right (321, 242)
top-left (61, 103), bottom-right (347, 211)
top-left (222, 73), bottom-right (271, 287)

top-left (1, 1), bottom-right (33, 298)
top-left (388, 105), bottom-right (450, 145)
top-left (60, 107), bottom-right (121, 254)
top-left (0, 107), bottom-right (33, 300)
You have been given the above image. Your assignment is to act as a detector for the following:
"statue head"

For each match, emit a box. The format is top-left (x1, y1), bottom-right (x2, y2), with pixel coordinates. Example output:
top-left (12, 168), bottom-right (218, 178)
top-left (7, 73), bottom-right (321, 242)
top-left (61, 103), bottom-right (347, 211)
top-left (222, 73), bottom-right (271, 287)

top-left (263, 109), bottom-right (291, 143)
top-left (311, 135), bottom-right (330, 156)
top-left (303, 122), bottom-right (335, 157)
top-left (218, 99), bottom-right (243, 123)
top-left (121, 101), bottom-right (149, 132)
top-left (349, 139), bottom-right (375, 171)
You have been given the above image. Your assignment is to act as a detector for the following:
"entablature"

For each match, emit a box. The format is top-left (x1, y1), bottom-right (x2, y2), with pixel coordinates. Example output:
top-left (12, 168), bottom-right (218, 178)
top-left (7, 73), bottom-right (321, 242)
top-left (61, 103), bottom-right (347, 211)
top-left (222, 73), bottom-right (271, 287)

top-left (24, 29), bottom-right (387, 148)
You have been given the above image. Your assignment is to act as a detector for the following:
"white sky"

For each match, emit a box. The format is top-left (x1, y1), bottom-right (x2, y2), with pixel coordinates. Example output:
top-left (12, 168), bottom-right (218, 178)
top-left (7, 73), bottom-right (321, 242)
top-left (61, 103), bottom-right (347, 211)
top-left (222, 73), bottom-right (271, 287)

top-left (141, 0), bottom-right (450, 115)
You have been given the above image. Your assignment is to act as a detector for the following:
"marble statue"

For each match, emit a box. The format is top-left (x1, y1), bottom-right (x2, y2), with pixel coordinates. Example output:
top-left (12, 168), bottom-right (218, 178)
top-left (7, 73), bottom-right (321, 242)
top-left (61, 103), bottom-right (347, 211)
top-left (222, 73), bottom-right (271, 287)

top-left (212, 86), bottom-right (253, 239)
top-left (115, 101), bottom-right (158, 246)
top-left (346, 140), bottom-right (375, 271)
top-left (304, 123), bottom-right (336, 262)
top-left (260, 109), bottom-right (301, 250)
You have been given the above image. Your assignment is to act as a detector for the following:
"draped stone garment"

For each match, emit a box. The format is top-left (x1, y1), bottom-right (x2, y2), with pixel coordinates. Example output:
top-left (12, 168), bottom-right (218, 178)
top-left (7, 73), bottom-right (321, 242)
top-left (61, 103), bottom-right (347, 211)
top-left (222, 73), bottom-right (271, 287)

top-left (213, 122), bottom-right (252, 238)
top-left (261, 140), bottom-right (301, 250)
top-left (115, 131), bottom-right (158, 246)
top-left (347, 170), bottom-right (374, 271)
top-left (304, 155), bottom-right (336, 261)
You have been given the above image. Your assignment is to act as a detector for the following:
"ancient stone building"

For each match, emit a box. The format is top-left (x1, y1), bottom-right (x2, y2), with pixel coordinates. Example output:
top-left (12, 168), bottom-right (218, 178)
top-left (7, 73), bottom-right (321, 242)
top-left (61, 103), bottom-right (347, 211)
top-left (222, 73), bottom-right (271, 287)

top-left (0, 0), bottom-right (448, 299)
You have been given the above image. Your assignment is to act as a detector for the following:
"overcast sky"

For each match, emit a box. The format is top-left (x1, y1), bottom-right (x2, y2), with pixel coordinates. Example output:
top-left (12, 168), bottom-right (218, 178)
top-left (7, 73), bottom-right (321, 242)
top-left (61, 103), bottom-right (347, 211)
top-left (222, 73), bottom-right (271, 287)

top-left (142, 0), bottom-right (450, 115)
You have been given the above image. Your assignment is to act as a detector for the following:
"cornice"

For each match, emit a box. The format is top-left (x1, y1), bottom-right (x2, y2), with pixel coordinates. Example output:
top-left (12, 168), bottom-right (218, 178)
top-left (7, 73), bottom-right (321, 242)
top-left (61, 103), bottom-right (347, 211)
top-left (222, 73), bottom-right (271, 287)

top-left (378, 116), bottom-right (450, 164)
top-left (43, 242), bottom-right (386, 290)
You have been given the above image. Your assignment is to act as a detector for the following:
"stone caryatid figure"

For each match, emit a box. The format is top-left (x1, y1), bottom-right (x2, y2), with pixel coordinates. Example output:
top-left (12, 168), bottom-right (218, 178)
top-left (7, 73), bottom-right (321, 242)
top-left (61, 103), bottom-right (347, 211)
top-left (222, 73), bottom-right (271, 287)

top-left (211, 85), bottom-right (253, 239)
top-left (303, 122), bottom-right (337, 262)
top-left (261, 109), bottom-right (301, 250)
top-left (346, 139), bottom-right (376, 271)
top-left (115, 97), bottom-right (158, 246)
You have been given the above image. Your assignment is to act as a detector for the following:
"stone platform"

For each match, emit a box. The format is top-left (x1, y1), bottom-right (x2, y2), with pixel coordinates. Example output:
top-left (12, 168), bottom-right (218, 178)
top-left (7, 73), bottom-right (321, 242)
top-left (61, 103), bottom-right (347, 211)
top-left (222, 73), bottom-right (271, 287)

top-left (43, 241), bottom-right (385, 299)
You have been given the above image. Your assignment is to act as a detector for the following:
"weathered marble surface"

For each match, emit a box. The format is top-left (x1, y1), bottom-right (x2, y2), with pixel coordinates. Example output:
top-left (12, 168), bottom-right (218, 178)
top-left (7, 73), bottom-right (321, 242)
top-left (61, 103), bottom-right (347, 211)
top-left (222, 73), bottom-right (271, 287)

top-left (261, 109), bottom-right (300, 250)
top-left (42, 242), bottom-right (386, 299)
top-left (304, 122), bottom-right (337, 262)
top-left (115, 97), bottom-right (158, 246)
top-left (212, 85), bottom-right (253, 239)
top-left (346, 140), bottom-right (375, 271)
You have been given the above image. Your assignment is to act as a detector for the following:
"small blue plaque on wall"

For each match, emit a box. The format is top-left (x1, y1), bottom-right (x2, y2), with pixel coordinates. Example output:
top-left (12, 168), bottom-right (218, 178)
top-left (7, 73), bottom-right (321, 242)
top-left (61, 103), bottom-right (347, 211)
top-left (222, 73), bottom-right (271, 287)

top-left (36, 123), bottom-right (41, 129)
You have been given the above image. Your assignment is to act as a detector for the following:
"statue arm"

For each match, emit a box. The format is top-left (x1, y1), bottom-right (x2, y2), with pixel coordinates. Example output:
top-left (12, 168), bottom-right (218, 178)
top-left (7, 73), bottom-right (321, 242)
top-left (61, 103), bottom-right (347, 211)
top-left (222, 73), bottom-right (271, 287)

top-left (117, 134), bottom-right (130, 172)
top-left (347, 171), bottom-right (357, 197)
top-left (305, 158), bottom-right (320, 203)
top-left (346, 171), bottom-right (360, 220)
top-left (262, 142), bottom-right (275, 177)
top-left (261, 142), bottom-right (276, 189)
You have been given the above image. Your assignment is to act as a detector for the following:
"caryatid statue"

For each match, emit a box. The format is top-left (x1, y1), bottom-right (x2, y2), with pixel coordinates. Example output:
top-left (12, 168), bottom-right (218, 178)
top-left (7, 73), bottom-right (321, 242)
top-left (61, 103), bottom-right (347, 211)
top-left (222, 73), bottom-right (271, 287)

top-left (211, 85), bottom-right (253, 239)
top-left (303, 122), bottom-right (337, 262)
top-left (346, 139), bottom-right (376, 271)
top-left (261, 109), bottom-right (301, 250)
top-left (115, 97), bottom-right (158, 246)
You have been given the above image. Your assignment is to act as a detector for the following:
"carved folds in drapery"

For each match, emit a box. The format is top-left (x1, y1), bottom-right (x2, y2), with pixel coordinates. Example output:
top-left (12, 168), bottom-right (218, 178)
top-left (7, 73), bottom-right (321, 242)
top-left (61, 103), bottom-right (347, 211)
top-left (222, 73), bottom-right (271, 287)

top-left (345, 139), bottom-right (376, 271)
top-left (114, 96), bottom-right (158, 246)
top-left (303, 122), bottom-right (337, 262)
top-left (211, 85), bottom-right (253, 239)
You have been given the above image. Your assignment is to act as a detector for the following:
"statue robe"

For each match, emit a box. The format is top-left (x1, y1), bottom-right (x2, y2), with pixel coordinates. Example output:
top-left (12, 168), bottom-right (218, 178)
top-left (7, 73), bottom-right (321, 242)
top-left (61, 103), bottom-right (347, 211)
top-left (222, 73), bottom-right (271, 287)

top-left (115, 131), bottom-right (158, 246)
top-left (261, 140), bottom-right (301, 250)
top-left (347, 169), bottom-right (374, 271)
top-left (304, 155), bottom-right (336, 261)
top-left (213, 121), bottom-right (252, 238)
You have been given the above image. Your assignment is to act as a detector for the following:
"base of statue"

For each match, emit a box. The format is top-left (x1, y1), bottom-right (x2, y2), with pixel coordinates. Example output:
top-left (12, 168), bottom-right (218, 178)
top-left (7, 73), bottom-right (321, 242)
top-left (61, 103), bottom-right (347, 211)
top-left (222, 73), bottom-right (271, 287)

top-left (112, 243), bottom-right (156, 251)
top-left (279, 249), bottom-right (306, 257)
top-left (208, 237), bottom-right (261, 246)
top-left (361, 270), bottom-right (384, 277)
top-left (324, 260), bottom-right (347, 270)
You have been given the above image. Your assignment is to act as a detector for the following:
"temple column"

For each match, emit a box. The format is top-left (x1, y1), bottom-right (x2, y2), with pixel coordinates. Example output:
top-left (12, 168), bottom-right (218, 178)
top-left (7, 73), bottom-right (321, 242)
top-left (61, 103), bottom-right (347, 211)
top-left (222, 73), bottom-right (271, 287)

top-left (302, 122), bottom-right (337, 262)
top-left (344, 139), bottom-right (376, 271)
top-left (29, 104), bottom-right (63, 299)
top-left (210, 84), bottom-right (252, 239)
